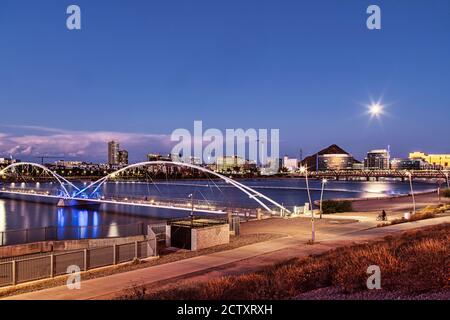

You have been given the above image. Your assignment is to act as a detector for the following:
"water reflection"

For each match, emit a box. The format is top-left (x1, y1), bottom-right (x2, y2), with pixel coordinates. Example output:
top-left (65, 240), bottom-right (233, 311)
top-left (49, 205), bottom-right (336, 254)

top-left (0, 180), bottom-right (436, 236)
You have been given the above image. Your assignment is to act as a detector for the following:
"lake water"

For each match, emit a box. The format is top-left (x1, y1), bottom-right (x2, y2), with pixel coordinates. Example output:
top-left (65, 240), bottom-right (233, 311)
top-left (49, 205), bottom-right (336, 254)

top-left (0, 178), bottom-right (437, 234)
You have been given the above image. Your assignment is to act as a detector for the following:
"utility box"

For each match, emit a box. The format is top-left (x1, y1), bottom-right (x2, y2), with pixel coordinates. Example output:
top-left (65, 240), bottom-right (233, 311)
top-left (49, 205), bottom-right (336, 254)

top-left (169, 218), bottom-right (230, 251)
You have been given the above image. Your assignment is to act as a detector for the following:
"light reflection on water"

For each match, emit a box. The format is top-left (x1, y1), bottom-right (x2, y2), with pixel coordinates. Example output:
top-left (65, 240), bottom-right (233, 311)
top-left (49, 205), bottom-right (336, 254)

top-left (0, 179), bottom-right (437, 235)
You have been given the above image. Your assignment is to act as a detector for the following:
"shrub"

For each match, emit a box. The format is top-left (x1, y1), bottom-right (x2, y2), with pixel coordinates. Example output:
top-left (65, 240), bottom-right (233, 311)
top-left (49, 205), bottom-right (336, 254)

top-left (442, 188), bottom-right (450, 198)
top-left (388, 204), bottom-right (448, 226)
top-left (321, 200), bottom-right (353, 214)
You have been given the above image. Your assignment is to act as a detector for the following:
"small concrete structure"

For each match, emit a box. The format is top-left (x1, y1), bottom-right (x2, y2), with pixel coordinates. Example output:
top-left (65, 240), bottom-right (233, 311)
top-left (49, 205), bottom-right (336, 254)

top-left (191, 223), bottom-right (229, 251)
top-left (167, 218), bottom-right (230, 251)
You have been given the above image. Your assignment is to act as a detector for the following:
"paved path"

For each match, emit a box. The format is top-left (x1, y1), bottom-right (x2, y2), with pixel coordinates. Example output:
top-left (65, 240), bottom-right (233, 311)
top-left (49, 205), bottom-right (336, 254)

top-left (352, 191), bottom-right (449, 212)
top-left (4, 215), bottom-right (449, 300)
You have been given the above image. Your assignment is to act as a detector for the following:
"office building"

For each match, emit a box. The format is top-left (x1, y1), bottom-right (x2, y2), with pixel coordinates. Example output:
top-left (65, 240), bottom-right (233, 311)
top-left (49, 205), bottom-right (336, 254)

top-left (283, 156), bottom-right (298, 172)
top-left (364, 149), bottom-right (390, 170)
top-left (390, 158), bottom-right (422, 171)
top-left (409, 152), bottom-right (450, 169)
top-left (118, 150), bottom-right (129, 166)
top-left (216, 156), bottom-right (246, 173)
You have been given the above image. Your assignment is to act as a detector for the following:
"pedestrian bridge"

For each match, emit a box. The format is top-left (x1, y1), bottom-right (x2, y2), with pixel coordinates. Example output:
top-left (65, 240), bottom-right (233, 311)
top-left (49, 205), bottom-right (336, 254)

top-left (0, 161), bottom-right (290, 215)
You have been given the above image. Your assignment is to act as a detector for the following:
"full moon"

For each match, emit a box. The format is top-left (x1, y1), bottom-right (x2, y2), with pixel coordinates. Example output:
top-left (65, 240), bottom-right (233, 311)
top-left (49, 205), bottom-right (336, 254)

top-left (369, 104), bottom-right (383, 116)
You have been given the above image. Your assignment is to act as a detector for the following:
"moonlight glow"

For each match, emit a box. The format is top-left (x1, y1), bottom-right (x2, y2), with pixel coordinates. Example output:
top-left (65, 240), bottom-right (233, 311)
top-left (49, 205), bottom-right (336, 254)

top-left (366, 102), bottom-right (386, 120)
top-left (369, 104), bottom-right (383, 116)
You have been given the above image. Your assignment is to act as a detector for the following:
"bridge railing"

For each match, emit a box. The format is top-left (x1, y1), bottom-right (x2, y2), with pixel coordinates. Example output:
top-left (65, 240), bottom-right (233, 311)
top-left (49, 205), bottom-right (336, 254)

top-left (0, 222), bottom-right (145, 247)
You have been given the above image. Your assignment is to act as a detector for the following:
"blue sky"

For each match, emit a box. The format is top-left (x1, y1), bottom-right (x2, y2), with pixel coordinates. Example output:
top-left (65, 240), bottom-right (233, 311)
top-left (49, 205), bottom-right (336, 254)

top-left (0, 0), bottom-right (449, 162)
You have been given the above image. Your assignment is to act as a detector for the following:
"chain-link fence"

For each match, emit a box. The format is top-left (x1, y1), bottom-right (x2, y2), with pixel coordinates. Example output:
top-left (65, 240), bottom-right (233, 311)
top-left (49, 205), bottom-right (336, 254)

top-left (0, 239), bottom-right (156, 287)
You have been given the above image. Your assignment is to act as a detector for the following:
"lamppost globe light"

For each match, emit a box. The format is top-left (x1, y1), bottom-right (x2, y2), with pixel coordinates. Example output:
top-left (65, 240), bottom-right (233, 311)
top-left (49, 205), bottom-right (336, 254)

top-left (322, 178), bottom-right (327, 184)
top-left (299, 166), bottom-right (306, 173)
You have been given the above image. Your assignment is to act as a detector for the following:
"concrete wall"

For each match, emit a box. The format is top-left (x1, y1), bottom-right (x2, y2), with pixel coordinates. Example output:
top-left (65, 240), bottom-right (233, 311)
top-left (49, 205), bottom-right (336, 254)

top-left (191, 224), bottom-right (229, 251)
top-left (0, 235), bottom-right (145, 259)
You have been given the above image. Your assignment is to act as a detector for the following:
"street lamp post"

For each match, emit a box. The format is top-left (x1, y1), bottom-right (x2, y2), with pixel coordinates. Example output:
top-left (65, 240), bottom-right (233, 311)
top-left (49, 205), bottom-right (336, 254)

top-left (406, 172), bottom-right (416, 215)
top-left (319, 178), bottom-right (327, 219)
top-left (188, 193), bottom-right (194, 225)
top-left (300, 166), bottom-right (314, 242)
top-left (445, 172), bottom-right (449, 189)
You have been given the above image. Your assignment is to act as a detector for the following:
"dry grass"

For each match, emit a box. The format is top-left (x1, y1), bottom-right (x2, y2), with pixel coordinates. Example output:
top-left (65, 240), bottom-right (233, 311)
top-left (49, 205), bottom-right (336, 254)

top-left (131, 224), bottom-right (449, 300)
top-left (386, 204), bottom-right (450, 226)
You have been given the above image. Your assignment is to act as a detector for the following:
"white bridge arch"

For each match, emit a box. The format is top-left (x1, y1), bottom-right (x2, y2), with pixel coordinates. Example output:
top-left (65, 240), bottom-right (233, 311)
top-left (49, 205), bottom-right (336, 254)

top-left (75, 161), bottom-right (291, 214)
top-left (0, 162), bottom-right (80, 198)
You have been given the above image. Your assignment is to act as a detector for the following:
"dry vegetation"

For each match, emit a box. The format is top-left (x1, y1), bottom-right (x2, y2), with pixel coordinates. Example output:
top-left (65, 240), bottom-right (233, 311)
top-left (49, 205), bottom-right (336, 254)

top-left (385, 204), bottom-right (450, 226)
top-left (127, 224), bottom-right (449, 300)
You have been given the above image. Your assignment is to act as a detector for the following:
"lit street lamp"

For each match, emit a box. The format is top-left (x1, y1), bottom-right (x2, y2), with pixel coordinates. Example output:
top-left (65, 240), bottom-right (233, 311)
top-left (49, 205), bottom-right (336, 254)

top-left (188, 193), bottom-right (194, 220)
top-left (300, 166), bottom-right (314, 242)
top-left (319, 178), bottom-right (327, 219)
top-left (406, 172), bottom-right (416, 215)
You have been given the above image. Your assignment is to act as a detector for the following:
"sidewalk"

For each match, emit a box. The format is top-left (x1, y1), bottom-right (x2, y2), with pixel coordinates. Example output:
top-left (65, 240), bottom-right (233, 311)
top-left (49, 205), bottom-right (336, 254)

top-left (4, 216), bottom-right (449, 300)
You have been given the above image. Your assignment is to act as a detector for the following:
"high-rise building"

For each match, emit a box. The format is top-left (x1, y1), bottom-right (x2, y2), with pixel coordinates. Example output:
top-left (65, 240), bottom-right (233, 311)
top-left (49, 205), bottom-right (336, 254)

top-left (118, 150), bottom-right (129, 166)
top-left (364, 149), bottom-right (390, 170)
top-left (108, 141), bottom-right (120, 165)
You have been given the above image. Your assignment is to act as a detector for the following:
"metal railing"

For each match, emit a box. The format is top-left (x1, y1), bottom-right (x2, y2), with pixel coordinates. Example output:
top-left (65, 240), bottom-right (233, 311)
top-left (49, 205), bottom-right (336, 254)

top-left (0, 239), bottom-right (156, 288)
top-left (0, 222), bottom-right (145, 247)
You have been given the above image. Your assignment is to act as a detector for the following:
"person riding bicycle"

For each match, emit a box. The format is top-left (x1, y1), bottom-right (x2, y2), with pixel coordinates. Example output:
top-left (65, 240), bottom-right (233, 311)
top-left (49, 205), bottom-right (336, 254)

top-left (377, 210), bottom-right (387, 221)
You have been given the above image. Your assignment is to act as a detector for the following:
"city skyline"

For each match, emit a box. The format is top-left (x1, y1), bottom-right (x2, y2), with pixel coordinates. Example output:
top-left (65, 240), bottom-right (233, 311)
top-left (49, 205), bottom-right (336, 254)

top-left (0, 124), bottom-right (448, 164)
top-left (0, 0), bottom-right (449, 162)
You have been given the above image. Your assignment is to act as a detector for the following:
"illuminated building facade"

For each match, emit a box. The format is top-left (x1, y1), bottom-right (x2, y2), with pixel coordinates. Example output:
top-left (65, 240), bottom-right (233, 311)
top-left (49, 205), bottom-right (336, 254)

top-left (409, 152), bottom-right (450, 169)
top-left (364, 149), bottom-right (390, 170)
top-left (108, 141), bottom-right (120, 165)
top-left (317, 154), bottom-right (354, 171)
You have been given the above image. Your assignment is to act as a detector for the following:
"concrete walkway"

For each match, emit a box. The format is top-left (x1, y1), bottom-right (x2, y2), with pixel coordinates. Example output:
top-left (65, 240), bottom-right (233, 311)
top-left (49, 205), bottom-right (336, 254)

top-left (4, 216), bottom-right (449, 300)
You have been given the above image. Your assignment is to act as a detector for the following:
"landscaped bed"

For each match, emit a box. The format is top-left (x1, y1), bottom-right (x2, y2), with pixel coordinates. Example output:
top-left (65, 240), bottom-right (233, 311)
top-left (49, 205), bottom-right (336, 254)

top-left (377, 204), bottom-right (450, 227)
